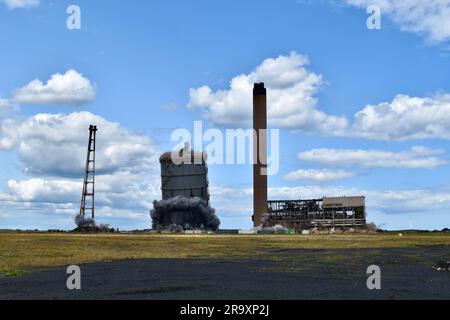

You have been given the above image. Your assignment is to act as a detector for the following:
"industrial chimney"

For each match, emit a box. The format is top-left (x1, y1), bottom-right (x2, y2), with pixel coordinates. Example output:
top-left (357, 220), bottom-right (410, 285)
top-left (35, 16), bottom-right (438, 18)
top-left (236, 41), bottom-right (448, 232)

top-left (253, 83), bottom-right (268, 227)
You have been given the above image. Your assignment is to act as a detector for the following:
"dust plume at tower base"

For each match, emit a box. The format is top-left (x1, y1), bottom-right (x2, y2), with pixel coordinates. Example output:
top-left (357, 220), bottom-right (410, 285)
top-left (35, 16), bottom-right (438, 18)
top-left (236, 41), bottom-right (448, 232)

top-left (151, 196), bottom-right (220, 232)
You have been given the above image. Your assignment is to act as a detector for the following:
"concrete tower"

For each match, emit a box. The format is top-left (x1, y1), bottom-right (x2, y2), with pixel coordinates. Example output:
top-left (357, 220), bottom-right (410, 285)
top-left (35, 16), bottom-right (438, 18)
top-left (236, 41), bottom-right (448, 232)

top-left (253, 83), bottom-right (268, 227)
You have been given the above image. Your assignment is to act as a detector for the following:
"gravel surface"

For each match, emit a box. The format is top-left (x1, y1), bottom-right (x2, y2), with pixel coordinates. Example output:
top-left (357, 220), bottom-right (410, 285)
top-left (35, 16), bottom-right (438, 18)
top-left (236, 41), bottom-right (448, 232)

top-left (1, 247), bottom-right (449, 300)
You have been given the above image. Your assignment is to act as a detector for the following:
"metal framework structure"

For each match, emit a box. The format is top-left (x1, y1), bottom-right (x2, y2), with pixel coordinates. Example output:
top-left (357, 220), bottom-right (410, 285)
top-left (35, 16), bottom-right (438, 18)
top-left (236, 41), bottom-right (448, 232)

top-left (79, 125), bottom-right (97, 220)
top-left (264, 198), bottom-right (366, 230)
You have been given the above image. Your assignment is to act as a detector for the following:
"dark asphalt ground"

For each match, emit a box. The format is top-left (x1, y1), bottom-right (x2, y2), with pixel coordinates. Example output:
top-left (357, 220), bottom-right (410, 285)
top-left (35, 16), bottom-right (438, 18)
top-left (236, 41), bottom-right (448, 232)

top-left (1, 247), bottom-right (449, 300)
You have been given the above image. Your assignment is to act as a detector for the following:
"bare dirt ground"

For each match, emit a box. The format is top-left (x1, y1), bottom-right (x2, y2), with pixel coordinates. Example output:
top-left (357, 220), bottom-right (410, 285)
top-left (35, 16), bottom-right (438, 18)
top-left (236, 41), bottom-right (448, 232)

top-left (1, 247), bottom-right (449, 300)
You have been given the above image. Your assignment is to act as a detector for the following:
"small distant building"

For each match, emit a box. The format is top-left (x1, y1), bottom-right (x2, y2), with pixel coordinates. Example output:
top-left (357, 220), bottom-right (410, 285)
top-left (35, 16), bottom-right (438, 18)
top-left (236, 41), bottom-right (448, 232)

top-left (264, 196), bottom-right (366, 230)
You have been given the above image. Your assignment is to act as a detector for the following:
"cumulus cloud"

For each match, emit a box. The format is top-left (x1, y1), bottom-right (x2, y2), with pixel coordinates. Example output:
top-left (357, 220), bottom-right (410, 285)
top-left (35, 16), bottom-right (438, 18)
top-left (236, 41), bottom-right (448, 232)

top-left (0, 111), bottom-right (162, 229)
top-left (0, 97), bottom-right (18, 116)
top-left (1, 0), bottom-right (39, 9)
top-left (0, 98), bottom-right (10, 109)
top-left (0, 198), bottom-right (152, 231)
top-left (347, 94), bottom-right (450, 141)
top-left (13, 70), bottom-right (96, 106)
top-left (5, 179), bottom-right (80, 203)
top-left (1, 173), bottom-right (160, 211)
top-left (298, 146), bottom-right (448, 169)
top-left (188, 52), bottom-right (348, 132)
top-left (344, 0), bottom-right (450, 44)
top-left (284, 169), bottom-right (356, 182)
top-left (0, 111), bottom-right (159, 176)
top-left (188, 52), bottom-right (450, 141)
top-left (0, 172), bottom-right (160, 230)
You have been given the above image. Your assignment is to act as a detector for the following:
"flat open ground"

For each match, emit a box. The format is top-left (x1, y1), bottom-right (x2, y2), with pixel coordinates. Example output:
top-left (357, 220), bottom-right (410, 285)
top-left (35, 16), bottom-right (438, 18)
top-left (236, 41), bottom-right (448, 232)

top-left (0, 232), bottom-right (449, 300)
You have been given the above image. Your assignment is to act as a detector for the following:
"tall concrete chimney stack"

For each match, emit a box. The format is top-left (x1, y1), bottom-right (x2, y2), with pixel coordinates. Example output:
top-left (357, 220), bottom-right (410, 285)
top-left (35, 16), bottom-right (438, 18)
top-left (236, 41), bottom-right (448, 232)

top-left (253, 83), bottom-right (268, 227)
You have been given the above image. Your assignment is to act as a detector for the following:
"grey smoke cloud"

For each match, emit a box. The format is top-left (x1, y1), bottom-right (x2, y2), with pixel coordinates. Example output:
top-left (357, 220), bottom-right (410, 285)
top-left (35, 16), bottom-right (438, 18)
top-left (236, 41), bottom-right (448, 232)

top-left (74, 215), bottom-right (96, 229)
top-left (150, 196), bottom-right (220, 231)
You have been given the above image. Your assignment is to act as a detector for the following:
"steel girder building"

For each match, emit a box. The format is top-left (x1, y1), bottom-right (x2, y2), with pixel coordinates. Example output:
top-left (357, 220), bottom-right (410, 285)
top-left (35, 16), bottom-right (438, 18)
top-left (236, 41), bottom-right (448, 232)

top-left (263, 196), bottom-right (366, 230)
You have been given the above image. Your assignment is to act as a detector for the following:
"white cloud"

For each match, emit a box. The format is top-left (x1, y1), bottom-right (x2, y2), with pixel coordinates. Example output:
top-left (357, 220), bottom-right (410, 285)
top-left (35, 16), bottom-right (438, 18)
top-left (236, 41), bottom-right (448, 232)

top-left (13, 70), bottom-right (96, 106)
top-left (2, 172), bottom-right (160, 211)
top-left (5, 179), bottom-right (80, 203)
top-left (0, 111), bottom-right (162, 229)
top-left (0, 98), bottom-right (10, 109)
top-left (347, 94), bottom-right (450, 141)
top-left (0, 97), bottom-right (18, 116)
top-left (298, 146), bottom-right (448, 169)
top-left (0, 111), bottom-right (159, 176)
top-left (0, 172), bottom-right (160, 230)
top-left (188, 53), bottom-right (450, 141)
top-left (344, 0), bottom-right (450, 44)
top-left (0, 199), bottom-right (152, 231)
top-left (284, 169), bottom-right (356, 182)
top-left (188, 52), bottom-right (348, 132)
top-left (210, 184), bottom-right (253, 214)
top-left (1, 0), bottom-right (39, 9)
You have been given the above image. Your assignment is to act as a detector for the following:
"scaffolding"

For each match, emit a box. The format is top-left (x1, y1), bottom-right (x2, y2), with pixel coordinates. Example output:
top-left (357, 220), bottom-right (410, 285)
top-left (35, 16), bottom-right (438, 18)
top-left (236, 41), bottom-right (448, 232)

top-left (79, 125), bottom-right (97, 220)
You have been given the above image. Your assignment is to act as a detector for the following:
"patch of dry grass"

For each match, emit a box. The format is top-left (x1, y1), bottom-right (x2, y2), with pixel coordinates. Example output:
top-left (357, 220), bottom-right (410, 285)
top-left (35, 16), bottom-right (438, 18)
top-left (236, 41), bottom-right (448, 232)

top-left (0, 232), bottom-right (449, 277)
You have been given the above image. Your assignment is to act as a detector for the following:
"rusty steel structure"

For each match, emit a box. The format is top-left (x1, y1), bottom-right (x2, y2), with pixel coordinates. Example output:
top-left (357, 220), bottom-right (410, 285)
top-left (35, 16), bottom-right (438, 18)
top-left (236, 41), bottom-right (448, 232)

top-left (79, 125), bottom-right (97, 220)
top-left (253, 83), bottom-right (268, 227)
top-left (264, 196), bottom-right (367, 230)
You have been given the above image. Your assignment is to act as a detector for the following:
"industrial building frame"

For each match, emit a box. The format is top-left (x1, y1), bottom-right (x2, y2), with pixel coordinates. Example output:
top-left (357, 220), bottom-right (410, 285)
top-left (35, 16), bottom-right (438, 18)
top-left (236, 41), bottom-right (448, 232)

top-left (264, 197), bottom-right (367, 230)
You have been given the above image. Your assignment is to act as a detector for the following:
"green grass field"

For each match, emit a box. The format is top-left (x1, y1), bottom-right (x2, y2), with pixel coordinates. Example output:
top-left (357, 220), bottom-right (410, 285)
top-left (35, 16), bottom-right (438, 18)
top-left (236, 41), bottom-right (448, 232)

top-left (1, 232), bottom-right (449, 277)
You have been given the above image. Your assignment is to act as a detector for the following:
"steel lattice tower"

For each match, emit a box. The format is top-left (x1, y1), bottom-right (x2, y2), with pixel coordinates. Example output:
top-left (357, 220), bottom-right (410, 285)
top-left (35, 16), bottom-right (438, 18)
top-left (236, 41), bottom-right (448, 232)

top-left (79, 125), bottom-right (97, 220)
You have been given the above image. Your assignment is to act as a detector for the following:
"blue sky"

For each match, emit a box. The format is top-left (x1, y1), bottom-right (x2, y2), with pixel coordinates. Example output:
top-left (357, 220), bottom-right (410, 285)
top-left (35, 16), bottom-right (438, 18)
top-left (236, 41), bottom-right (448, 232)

top-left (1, 0), bottom-right (450, 230)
